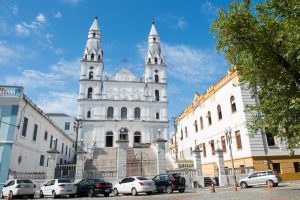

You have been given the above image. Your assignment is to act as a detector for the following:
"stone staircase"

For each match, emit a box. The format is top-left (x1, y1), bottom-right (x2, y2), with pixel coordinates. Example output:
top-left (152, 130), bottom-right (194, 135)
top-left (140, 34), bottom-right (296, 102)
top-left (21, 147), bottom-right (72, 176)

top-left (126, 147), bottom-right (157, 178)
top-left (85, 147), bottom-right (118, 171)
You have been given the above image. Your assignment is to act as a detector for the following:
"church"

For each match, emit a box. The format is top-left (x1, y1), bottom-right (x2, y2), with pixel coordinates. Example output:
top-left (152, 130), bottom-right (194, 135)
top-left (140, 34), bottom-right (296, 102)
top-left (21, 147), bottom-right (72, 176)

top-left (77, 17), bottom-right (168, 150)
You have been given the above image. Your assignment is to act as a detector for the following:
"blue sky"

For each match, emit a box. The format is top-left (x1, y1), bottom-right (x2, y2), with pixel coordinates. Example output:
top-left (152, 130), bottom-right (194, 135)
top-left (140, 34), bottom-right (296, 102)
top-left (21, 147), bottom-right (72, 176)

top-left (0, 0), bottom-right (230, 123)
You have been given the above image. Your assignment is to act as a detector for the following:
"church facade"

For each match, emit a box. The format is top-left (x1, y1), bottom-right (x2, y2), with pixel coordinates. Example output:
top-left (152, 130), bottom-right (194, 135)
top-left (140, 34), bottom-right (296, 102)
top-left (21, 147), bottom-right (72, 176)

top-left (77, 18), bottom-right (168, 149)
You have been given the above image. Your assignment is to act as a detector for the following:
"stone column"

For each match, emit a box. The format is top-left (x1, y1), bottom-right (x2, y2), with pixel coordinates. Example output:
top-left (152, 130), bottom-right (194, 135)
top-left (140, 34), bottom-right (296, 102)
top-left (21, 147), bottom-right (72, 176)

top-left (155, 138), bottom-right (167, 175)
top-left (216, 148), bottom-right (228, 186)
top-left (75, 149), bottom-right (87, 181)
top-left (116, 140), bottom-right (129, 180)
top-left (46, 149), bottom-right (60, 179)
top-left (192, 149), bottom-right (204, 188)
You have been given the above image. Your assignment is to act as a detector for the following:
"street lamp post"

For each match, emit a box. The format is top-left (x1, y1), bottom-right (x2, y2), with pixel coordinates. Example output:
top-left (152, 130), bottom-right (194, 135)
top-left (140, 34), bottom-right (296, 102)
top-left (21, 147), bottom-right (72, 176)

top-left (225, 127), bottom-right (237, 187)
top-left (171, 117), bottom-right (178, 162)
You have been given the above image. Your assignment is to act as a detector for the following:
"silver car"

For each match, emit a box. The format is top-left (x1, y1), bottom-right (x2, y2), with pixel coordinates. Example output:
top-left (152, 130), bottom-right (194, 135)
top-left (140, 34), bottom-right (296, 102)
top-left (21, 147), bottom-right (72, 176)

top-left (239, 170), bottom-right (282, 188)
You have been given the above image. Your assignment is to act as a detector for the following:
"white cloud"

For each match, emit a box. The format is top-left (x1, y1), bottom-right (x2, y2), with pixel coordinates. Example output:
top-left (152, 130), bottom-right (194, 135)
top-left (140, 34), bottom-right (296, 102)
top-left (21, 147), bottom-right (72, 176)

top-left (62, 0), bottom-right (81, 5)
top-left (37, 92), bottom-right (78, 116)
top-left (54, 11), bottom-right (62, 18)
top-left (201, 1), bottom-right (218, 15)
top-left (12, 4), bottom-right (18, 15)
top-left (36, 13), bottom-right (46, 23)
top-left (15, 23), bottom-right (30, 36)
top-left (0, 41), bottom-right (30, 65)
top-left (50, 58), bottom-right (81, 78)
top-left (162, 14), bottom-right (187, 30)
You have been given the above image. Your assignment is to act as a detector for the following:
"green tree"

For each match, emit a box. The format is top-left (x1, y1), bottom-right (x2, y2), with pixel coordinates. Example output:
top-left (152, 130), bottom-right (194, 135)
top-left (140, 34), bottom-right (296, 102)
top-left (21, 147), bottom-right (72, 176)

top-left (211, 0), bottom-right (300, 153)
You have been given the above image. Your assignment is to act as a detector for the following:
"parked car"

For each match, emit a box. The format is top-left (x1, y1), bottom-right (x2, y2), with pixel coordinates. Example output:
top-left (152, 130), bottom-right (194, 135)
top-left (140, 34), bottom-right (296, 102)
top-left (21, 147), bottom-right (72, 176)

top-left (239, 170), bottom-right (282, 188)
top-left (39, 179), bottom-right (77, 198)
top-left (152, 173), bottom-right (186, 193)
top-left (75, 178), bottom-right (112, 197)
top-left (0, 179), bottom-right (36, 199)
top-left (113, 176), bottom-right (156, 196)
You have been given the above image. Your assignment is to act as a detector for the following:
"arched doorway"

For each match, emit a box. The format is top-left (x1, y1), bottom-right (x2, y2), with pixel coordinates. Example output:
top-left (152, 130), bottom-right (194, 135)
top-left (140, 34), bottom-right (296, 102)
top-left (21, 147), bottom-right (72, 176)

top-left (134, 131), bottom-right (141, 144)
top-left (106, 131), bottom-right (113, 147)
top-left (119, 128), bottom-right (128, 141)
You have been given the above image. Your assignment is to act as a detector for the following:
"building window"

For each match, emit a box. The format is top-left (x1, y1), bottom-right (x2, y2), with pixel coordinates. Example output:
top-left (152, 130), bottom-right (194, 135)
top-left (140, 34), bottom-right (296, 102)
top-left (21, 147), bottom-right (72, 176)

top-left (210, 140), bottom-right (215, 155)
top-left (134, 131), bottom-right (141, 143)
top-left (87, 87), bottom-right (93, 99)
top-left (33, 124), bottom-right (38, 141)
top-left (93, 32), bottom-right (96, 38)
top-left (106, 131), bottom-right (114, 147)
top-left (294, 162), bottom-right (300, 173)
top-left (272, 163), bottom-right (281, 174)
top-left (89, 71), bottom-right (93, 80)
top-left (190, 147), bottom-right (193, 156)
top-left (65, 122), bottom-right (70, 130)
top-left (54, 139), bottom-right (58, 150)
top-left (87, 111), bottom-right (91, 118)
top-left (154, 57), bottom-right (158, 64)
top-left (265, 128), bottom-right (276, 146)
top-left (217, 105), bottom-right (222, 120)
top-left (194, 120), bottom-right (198, 132)
top-left (156, 112), bottom-right (159, 119)
top-left (50, 135), bottom-right (53, 148)
top-left (91, 53), bottom-right (94, 60)
top-left (180, 129), bottom-right (183, 140)
top-left (155, 90), bottom-right (160, 101)
top-left (155, 74), bottom-right (159, 83)
top-left (185, 126), bottom-right (188, 138)
top-left (65, 146), bottom-right (68, 156)
top-left (200, 117), bottom-right (203, 130)
top-left (107, 106), bottom-right (114, 118)
top-left (39, 155), bottom-right (45, 166)
top-left (98, 55), bottom-right (101, 60)
top-left (121, 107), bottom-right (127, 119)
top-left (44, 131), bottom-right (48, 140)
top-left (230, 96), bottom-right (237, 113)
top-left (235, 130), bottom-right (242, 149)
top-left (221, 136), bottom-right (226, 152)
top-left (207, 111), bottom-right (212, 125)
top-left (21, 117), bottom-right (28, 137)
top-left (134, 107), bottom-right (141, 119)
top-left (61, 143), bottom-right (64, 154)
top-left (202, 143), bottom-right (206, 157)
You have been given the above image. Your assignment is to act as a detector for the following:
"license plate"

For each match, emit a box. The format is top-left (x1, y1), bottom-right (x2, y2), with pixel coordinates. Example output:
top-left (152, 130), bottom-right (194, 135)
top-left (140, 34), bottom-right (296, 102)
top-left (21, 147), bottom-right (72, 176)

top-left (105, 189), bottom-right (110, 192)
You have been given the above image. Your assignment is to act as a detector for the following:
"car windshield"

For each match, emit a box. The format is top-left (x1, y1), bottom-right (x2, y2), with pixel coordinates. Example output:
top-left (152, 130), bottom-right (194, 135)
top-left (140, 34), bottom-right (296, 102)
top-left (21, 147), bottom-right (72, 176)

top-left (137, 177), bottom-right (148, 180)
top-left (17, 180), bottom-right (33, 184)
top-left (58, 179), bottom-right (72, 183)
top-left (94, 179), bottom-right (105, 183)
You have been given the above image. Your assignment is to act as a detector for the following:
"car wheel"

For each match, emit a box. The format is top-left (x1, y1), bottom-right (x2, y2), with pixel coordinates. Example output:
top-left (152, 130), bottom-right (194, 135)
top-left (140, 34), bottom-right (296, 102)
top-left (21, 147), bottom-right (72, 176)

top-left (39, 190), bottom-right (44, 198)
top-left (146, 191), bottom-right (152, 195)
top-left (267, 180), bottom-right (274, 187)
top-left (52, 190), bottom-right (57, 199)
top-left (113, 188), bottom-right (119, 196)
top-left (274, 183), bottom-right (278, 187)
top-left (179, 189), bottom-right (185, 193)
top-left (88, 188), bottom-right (94, 197)
top-left (157, 190), bottom-right (163, 193)
top-left (167, 186), bottom-right (173, 194)
top-left (0, 192), bottom-right (4, 199)
top-left (30, 194), bottom-right (35, 199)
top-left (240, 181), bottom-right (248, 189)
top-left (131, 187), bottom-right (138, 196)
top-left (69, 194), bottom-right (75, 198)
top-left (9, 191), bottom-right (13, 199)
top-left (104, 192), bottom-right (110, 197)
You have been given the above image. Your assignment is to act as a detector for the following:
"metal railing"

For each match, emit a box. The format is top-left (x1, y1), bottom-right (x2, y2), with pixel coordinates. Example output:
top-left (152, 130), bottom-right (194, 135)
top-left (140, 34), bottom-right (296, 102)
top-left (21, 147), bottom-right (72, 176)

top-left (8, 172), bottom-right (46, 180)
top-left (83, 170), bottom-right (117, 179)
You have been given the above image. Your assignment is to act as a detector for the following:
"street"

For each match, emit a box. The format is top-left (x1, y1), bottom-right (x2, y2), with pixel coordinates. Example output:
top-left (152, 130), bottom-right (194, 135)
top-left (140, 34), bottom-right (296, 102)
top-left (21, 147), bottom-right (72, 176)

top-left (39, 182), bottom-right (300, 200)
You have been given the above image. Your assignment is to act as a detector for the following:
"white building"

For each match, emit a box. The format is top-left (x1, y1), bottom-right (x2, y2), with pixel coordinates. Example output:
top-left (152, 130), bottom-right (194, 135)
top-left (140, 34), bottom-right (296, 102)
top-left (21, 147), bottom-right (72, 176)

top-left (47, 113), bottom-right (76, 140)
top-left (77, 18), bottom-right (168, 148)
top-left (172, 71), bottom-right (300, 181)
top-left (0, 87), bottom-right (75, 177)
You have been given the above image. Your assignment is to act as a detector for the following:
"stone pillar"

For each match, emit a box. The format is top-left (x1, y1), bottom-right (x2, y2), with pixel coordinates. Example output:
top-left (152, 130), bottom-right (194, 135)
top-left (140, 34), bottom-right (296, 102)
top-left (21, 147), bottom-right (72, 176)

top-left (192, 149), bottom-right (204, 188)
top-left (46, 149), bottom-right (60, 179)
top-left (155, 138), bottom-right (167, 175)
top-left (216, 148), bottom-right (228, 186)
top-left (116, 140), bottom-right (129, 180)
top-left (75, 149), bottom-right (87, 180)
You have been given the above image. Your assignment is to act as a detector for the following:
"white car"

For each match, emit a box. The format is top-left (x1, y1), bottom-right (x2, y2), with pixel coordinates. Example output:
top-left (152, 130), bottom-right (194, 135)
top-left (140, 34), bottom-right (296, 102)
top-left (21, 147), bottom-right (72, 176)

top-left (113, 176), bottom-right (156, 196)
top-left (0, 179), bottom-right (36, 199)
top-left (39, 179), bottom-right (77, 199)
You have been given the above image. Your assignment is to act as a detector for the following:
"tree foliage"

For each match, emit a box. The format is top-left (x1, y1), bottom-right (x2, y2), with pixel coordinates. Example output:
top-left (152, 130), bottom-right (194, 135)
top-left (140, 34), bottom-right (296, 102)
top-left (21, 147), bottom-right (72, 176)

top-left (211, 0), bottom-right (300, 153)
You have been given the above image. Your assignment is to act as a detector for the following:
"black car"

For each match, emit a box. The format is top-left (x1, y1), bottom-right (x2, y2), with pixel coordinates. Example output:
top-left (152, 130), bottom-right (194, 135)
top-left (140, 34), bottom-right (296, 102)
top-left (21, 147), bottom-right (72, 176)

top-left (152, 173), bottom-right (186, 193)
top-left (75, 178), bottom-right (112, 197)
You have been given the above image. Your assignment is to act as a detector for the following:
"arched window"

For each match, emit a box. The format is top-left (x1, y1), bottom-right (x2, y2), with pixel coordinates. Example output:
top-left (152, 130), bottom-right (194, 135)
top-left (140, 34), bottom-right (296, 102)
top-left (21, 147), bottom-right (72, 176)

top-left (217, 105), bottom-right (222, 120)
top-left (107, 107), bottom-right (114, 118)
top-left (156, 112), bottom-right (160, 119)
top-left (155, 90), bottom-right (159, 101)
top-left (121, 107), bottom-right (127, 119)
top-left (134, 131), bottom-right (141, 143)
top-left (148, 58), bottom-right (151, 63)
top-left (87, 111), bottom-right (91, 118)
top-left (194, 120), bottom-right (198, 132)
top-left (85, 54), bottom-right (87, 60)
top-left (155, 74), bottom-right (159, 83)
top-left (106, 131), bottom-right (113, 147)
top-left (91, 53), bottom-right (94, 60)
top-left (90, 66), bottom-right (94, 70)
top-left (154, 57), bottom-right (158, 64)
top-left (134, 107), bottom-right (141, 119)
top-left (87, 87), bottom-right (93, 99)
top-left (207, 111), bottom-right (212, 125)
top-left (89, 71), bottom-right (93, 80)
top-left (119, 128), bottom-right (128, 140)
top-left (98, 55), bottom-right (101, 60)
top-left (230, 96), bottom-right (237, 113)
top-left (93, 32), bottom-right (96, 38)
top-left (200, 117), bottom-right (204, 129)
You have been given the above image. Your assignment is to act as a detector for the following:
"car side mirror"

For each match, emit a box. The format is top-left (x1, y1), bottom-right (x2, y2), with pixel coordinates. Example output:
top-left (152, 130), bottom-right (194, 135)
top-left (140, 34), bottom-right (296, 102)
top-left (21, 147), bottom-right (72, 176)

top-left (248, 176), bottom-right (251, 179)
top-left (3, 184), bottom-right (7, 187)
top-left (119, 182), bottom-right (121, 184)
